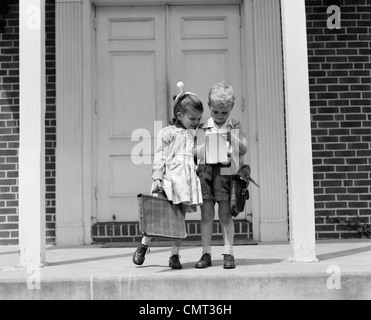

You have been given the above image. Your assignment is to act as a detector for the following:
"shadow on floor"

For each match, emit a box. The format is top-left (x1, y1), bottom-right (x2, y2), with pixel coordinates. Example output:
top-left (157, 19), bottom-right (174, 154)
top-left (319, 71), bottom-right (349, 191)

top-left (317, 245), bottom-right (371, 261)
top-left (46, 248), bottom-right (169, 267)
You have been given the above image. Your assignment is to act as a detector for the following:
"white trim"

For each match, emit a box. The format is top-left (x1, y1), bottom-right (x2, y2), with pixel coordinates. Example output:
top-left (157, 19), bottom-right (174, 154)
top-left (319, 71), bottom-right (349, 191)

top-left (281, 0), bottom-right (318, 263)
top-left (55, 0), bottom-right (96, 245)
top-left (81, 0), bottom-right (96, 244)
top-left (56, 0), bottom-right (86, 245)
top-left (18, 0), bottom-right (46, 267)
top-left (92, 0), bottom-right (242, 6)
top-left (241, 0), bottom-right (261, 241)
top-left (242, 0), bottom-right (288, 242)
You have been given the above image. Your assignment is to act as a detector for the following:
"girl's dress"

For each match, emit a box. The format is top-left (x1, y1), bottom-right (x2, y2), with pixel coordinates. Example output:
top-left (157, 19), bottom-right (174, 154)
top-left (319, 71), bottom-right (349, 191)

top-left (152, 125), bottom-right (203, 209)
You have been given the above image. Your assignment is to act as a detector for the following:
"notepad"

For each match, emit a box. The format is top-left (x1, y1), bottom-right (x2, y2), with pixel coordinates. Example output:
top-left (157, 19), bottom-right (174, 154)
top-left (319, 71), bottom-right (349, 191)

top-left (205, 131), bottom-right (229, 164)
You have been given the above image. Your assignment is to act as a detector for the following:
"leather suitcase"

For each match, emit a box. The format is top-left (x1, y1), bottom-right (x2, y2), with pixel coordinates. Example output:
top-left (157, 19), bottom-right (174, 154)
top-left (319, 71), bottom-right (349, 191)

top-left (137, 193), bottom-right (187, 239)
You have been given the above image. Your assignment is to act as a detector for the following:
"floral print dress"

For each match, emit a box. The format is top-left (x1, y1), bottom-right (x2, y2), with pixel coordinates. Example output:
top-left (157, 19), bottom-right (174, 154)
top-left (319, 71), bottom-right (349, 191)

top-left (152, 126), bottom-right (203, 209)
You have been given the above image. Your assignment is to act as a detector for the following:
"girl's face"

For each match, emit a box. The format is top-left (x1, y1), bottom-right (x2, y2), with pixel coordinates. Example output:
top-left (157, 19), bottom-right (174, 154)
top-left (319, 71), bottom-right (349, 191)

top-left (208, 101), bottom-right (233, 127)
top-left (177, 108), bottom-right (203, 130)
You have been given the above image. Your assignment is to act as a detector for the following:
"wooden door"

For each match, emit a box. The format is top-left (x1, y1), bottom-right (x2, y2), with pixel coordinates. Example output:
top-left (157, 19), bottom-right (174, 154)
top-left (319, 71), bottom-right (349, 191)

top-left (95, 4), bottom-right (245, 222)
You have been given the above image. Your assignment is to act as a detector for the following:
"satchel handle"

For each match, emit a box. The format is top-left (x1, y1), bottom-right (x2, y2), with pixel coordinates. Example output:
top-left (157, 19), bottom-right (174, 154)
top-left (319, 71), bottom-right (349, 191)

top-left (152, 186), bottom-right (163, 193)
top-left (151, 186), bottom-right (168, 200)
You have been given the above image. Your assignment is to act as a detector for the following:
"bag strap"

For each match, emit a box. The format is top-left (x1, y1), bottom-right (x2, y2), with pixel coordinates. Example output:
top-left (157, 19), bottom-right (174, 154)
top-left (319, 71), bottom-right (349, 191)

top-left (194, 135), bottom-right (198, 165)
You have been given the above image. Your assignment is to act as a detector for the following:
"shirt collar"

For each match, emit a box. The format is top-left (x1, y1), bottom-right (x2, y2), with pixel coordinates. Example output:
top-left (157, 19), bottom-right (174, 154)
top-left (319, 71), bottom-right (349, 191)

top-left (202, 117), bottom-right (233, 130)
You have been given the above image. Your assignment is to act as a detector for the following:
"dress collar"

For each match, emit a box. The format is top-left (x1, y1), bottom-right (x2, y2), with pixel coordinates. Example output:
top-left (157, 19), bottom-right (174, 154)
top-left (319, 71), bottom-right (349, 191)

top-left (171, 125), bottom-right (197, 137)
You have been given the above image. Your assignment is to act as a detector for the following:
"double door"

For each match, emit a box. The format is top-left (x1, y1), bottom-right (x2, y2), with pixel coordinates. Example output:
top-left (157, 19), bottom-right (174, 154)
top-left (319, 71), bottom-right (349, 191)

top-left (95, 4), bottom-right (244, 222)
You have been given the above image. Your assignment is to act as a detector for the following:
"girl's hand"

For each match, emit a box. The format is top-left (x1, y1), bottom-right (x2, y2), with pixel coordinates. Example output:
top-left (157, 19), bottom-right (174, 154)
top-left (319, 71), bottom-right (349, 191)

top-left (152, 179), bottom-right (163, 194)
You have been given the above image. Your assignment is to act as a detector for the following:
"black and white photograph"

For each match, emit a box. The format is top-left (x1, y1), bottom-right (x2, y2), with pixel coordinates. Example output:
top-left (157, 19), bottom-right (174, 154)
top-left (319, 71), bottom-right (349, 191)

top-left (0, 0), bottom-right (371, 304)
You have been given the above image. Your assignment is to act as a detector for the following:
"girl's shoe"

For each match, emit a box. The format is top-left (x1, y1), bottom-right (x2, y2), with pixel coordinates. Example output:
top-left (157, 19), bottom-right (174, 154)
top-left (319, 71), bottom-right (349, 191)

top-left (132, 244), bottom-right (149, 266)
top-left (223, 254), bottom-right (236, 269)
top-left (195, 253), bottom-right (212, 269)
top-left (169, 255), bottom-right (183, 269)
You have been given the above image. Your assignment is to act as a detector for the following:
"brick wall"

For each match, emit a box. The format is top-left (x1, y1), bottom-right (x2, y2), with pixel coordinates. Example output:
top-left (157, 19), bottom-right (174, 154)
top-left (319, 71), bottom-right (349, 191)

top-left (0, 0), bottom-right (56, 245)
top-left (306, 0), bottom-right (371, 239)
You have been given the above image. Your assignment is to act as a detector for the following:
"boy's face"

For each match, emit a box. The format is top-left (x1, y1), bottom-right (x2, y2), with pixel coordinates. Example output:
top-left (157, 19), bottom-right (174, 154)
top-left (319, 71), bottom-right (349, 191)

top-left (208, 101), bottom-right (233, 126)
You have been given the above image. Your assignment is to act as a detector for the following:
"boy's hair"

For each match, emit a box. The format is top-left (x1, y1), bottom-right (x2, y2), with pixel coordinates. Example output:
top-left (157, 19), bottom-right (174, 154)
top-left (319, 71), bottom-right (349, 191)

top-left (171, 94), bottom-right (204, 126)
top-left (208, 81), bottom-right (236, 107)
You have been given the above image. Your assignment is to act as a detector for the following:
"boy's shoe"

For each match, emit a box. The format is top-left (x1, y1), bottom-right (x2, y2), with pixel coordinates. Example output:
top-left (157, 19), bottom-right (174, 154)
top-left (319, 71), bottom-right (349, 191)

top-left (169, 255), bottom-right (183, 269)
top-left (223, 254), bottom-right (236, 269)
top-left (132, 244), bottom-right (149, 266)
top-left (195, 253), bottom-right (212, 269)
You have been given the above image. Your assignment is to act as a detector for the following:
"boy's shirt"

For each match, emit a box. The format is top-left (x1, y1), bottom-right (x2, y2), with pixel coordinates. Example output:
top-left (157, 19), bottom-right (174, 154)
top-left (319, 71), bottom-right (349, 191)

top-left (196, 117), bottom-right (248, 175)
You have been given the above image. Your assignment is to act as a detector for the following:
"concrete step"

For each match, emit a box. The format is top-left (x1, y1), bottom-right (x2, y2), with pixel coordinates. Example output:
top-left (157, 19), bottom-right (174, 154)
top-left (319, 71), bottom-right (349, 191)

top-left (0, 240), bottom-right (371, 300)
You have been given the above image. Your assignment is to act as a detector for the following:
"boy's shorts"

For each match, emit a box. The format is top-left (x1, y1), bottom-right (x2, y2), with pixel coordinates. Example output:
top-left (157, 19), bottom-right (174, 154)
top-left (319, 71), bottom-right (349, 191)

top-left (198, 164), bottom-right (232, 202)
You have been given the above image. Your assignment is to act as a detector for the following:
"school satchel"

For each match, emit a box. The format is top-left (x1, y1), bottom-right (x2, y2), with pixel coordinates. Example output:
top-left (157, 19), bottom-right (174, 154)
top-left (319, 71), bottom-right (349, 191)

top-left (230, 165), bottom-right (260, 217)
top-left (137, 192), bottom-right (187, 239)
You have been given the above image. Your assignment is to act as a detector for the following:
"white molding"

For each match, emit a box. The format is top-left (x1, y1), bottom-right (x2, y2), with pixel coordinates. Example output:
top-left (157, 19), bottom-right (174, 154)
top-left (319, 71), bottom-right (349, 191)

top-left (81, 0), bottom-right (96, 244)
top-left (247, 0), bottom-right (288, 242)
top-left (56, 227), bottom-right (85, 246)
top-left (56, 0), bottom-right (85, 245)
top-left (260, 221), bottom-right (289, 242)
top-left (92, 0), bottom-right (241, 6)
top-left (18, 0), bottom-right (46, 267)
top-left (241, 0), bottom-right (261, 241)
top-left (281, 0), bottom-right (318, 263)
top-left (56, 0), bottom-right (96, 245)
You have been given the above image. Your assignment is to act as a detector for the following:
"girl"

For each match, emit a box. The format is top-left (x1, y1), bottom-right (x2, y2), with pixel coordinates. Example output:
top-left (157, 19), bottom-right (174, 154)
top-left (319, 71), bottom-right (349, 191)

top-left (133, 82), bottom-right (204, 269)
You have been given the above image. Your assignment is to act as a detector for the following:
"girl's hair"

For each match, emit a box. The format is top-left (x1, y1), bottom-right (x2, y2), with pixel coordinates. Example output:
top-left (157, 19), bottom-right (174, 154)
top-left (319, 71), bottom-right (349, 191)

top-left (171, 94), bottom-right (204, 126)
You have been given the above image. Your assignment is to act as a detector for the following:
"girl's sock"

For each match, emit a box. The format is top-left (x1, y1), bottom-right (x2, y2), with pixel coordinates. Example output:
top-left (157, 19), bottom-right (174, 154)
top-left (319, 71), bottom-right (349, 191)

top-left (223, 245), bottom-right (234, 256)
top-left (171, 240), bottom-right (182, 256)
top-left (141, 236), bottom-right (151, 247)
top-left (171, 246), bottom-right (180, 256)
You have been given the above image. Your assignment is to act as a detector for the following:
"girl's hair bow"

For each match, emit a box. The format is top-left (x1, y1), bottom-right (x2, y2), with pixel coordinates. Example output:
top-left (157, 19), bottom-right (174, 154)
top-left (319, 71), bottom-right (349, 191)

top-left (174, 82), bottom-right (197, 103)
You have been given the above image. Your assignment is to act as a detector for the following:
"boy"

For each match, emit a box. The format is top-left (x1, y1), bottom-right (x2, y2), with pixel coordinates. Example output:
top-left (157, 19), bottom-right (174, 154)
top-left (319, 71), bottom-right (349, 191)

top-left (195, 81), bottom-right (248, 269)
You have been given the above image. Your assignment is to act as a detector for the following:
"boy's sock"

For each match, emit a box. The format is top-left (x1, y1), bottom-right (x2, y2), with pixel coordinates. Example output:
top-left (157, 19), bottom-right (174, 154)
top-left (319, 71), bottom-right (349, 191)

top-left (223, 245), bottom-right (234, 256)
top-left (141, 236), bottom-right (151, 247)
top-left (202, 245), bottom-right (212, 256)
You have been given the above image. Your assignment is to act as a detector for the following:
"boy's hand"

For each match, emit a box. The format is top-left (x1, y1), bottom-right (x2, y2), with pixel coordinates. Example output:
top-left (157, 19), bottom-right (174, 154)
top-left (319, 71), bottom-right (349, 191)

top-left (219, 130), bottom-right (232, 156)
top-left (219, 130), bottom-right (231, 142)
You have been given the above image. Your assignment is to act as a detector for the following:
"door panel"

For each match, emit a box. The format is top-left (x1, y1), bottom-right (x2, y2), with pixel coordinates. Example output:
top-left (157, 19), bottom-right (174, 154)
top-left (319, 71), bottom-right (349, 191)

top-left (169, 5), bottom-right (246, 220)
top-left (96, 5), bottom-right (245, 222)
top-left (169, 5), bottom-right (244, 125)
top-left (96, 6), bottom-right (167, 221)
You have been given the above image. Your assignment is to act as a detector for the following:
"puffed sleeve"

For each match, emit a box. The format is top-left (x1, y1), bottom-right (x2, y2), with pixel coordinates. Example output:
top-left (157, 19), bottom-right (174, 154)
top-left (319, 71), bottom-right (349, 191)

top-left (152, 126), bottom-right (175, 181)
top-left (194, 127), bottom-right (206, 165)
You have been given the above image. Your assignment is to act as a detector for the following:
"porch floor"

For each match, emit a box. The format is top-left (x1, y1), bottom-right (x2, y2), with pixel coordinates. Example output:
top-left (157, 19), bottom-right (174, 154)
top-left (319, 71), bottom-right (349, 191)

top-left (0, 240), bottom-right (370, 300)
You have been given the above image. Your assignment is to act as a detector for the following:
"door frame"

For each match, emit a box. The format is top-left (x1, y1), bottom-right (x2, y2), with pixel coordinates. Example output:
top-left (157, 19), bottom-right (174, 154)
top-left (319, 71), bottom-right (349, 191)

top-left (91, 0), bottom-right (254, 224)
top-left (90, 0), bottom-right (252, 225)
top-left (56, 0), bottom-right (286, 244)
